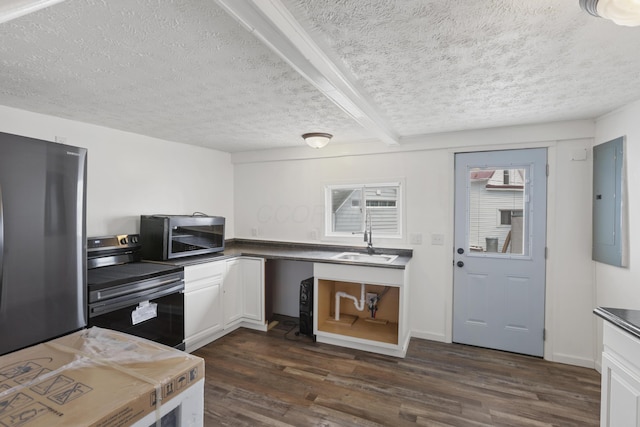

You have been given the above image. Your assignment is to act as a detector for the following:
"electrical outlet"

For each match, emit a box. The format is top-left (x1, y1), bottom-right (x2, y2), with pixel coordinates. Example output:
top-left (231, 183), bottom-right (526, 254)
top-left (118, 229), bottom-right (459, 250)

top-left (366, 292), bottom-right (378, 303)
top-left (410, 233), bottom-right (423, 245)
top-left (251, 227), bottom-right (258, 237)
top-left (431, 233), bottom-right (444, 245)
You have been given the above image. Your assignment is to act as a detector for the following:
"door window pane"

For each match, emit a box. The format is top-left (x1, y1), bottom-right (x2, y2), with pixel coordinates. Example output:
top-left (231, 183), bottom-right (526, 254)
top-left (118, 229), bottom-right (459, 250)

top-left (468, 167), bottom-right (527, 255)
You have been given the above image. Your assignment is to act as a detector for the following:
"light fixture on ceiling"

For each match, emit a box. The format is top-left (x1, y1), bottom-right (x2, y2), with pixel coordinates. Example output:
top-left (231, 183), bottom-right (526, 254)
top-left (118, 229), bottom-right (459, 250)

top-left (302, 132), bottom-right (332, 149)
top-left (579, 0), bottom-right (640, 26)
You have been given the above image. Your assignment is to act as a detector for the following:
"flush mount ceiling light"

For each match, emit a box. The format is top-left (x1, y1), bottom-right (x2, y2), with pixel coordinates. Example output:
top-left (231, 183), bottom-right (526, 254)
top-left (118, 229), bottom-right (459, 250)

top-left (580, 0), bottom-right (640, 26)
top-left (302, 132), bottom-right (332, 149)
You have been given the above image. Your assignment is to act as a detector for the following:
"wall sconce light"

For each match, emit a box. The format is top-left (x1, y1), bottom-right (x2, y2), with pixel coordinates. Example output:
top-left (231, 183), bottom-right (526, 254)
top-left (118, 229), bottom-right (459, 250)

top-left (302, 132), bottom-right (332, 149)
top-left (580, 0), bottom-right (640, 26)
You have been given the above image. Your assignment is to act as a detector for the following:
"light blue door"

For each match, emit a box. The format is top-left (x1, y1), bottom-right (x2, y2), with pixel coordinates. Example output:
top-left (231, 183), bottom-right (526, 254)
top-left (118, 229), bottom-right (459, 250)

top-left (453, 148), bottom-right (547, 357)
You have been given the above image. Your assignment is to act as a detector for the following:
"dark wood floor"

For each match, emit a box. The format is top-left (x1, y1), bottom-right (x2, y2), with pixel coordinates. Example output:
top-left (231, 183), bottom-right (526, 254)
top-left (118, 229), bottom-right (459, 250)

top-left (194, 318), bottom-right (601, 426)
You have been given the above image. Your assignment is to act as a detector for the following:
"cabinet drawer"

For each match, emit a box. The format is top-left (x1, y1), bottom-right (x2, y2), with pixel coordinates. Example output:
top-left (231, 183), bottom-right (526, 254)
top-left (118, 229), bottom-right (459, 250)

top-left (604, 322), bottom-right (640, 373)
top-left (184, 261), bottom-right (225, 287)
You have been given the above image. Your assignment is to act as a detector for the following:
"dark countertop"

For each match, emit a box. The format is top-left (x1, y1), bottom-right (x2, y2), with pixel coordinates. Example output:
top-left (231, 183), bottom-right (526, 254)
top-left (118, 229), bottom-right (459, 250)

top-left (594, 307), bottom-right (640, 340)
top-left (165, 239), bottom-right (413, 269)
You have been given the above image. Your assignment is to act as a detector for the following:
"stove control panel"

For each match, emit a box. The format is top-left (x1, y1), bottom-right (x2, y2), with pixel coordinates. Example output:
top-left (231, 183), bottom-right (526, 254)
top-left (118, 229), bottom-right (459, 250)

top-left (87, 234), bottom-right (143, 269)
top-left (88, 234), bottom-right (141, 251)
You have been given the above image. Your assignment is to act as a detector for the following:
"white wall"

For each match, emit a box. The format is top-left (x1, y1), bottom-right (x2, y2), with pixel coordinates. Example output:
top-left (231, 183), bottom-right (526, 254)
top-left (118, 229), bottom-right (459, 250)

top-left (268, 260), bottom-right (313, 317)
top-left (546, 139), bottom-right (595, 367)
top-left (234, 121), bottom-right (597, 367)
top-left (592, 99), bottom-right (640, 369)
top-left (0, 105), bottom-right (234, 237)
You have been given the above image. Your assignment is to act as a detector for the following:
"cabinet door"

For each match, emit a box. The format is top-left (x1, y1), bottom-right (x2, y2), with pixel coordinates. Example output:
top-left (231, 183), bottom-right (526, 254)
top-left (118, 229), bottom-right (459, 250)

top-left (185, 283), bottom-right (223, 340)
top-left (223, 259), bottom-right (243, 326)
top-left (241, 258), bottom-right (264, 322)
top-left (601, 353), bottom-right (640, 427)
top-left (184, 261), bottom-right (225, 350)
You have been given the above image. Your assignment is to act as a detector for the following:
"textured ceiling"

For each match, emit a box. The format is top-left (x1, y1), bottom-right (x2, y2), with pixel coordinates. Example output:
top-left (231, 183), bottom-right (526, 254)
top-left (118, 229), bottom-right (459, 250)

top-left (1, 0), bottom-right (639, 152)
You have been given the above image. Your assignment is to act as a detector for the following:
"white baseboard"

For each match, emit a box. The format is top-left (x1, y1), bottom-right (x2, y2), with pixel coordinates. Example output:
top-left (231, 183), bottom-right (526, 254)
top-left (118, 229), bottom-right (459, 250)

top-left (551, 352), bottom-right (596, 369)
top-left (408, 333), bottom-right (598, 371)
top-left (410, 330), bottom-right (448, 343)
top-left (240, 320), bottom-right (268, 332)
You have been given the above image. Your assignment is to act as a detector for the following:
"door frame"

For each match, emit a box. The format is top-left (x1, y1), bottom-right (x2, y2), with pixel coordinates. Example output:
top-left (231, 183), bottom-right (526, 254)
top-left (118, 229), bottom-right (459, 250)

top-left (453, 148), bottom-right (547, 356)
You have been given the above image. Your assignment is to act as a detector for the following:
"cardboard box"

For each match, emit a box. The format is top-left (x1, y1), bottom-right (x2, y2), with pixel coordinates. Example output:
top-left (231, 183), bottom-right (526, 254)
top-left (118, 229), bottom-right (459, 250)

top-left (0, 327), bottom-right (204, 427)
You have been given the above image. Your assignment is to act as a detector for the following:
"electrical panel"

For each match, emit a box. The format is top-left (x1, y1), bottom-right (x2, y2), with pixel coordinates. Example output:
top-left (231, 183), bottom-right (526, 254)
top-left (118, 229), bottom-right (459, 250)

top-left (592, 136), bottom-right (626, 267)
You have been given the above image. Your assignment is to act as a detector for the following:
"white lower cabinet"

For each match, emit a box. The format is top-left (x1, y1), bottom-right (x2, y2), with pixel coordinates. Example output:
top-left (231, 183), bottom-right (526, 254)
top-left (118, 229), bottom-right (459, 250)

top-left (184, 261), bottom-right (225, 353)
top-left (240, 257), bottom-right (264, 323)
top-left (223, 259), bottom-right (243, 327)
top-left (600, 322), bottom-right (640, 427)
top-left (223, 257), bottom-right (265, 327)
top-left (313, 262), bottom-right (410, 358)
top-left (184, 257), bottom-right (266, 353)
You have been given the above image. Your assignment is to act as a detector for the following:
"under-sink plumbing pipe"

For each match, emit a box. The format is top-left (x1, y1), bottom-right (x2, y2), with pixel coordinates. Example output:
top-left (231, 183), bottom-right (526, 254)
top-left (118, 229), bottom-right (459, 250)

top-left (335, 283), bottom-right (366, 321)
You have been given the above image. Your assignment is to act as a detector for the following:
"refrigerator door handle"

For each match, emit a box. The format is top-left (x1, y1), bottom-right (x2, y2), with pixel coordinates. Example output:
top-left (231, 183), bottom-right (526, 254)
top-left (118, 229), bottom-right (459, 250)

top-left (0, 183), bottom-right (3, 305)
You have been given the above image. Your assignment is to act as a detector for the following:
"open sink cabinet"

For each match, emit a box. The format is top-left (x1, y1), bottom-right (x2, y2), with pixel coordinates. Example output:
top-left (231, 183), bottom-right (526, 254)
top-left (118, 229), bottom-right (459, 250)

top-left (313, 262), bottom-right (410, 357)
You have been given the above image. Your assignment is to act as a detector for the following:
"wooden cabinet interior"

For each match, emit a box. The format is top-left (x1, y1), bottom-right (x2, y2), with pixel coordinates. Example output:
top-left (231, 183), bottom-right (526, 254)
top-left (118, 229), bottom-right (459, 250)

top-left (317, 279), bottom-right (399, 345)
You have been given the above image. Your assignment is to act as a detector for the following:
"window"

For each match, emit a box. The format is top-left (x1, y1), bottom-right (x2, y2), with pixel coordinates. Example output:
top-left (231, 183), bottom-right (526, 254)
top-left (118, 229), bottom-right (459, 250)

top-left (325, 182), bottom-right (402, 238)
top-left (499, 209), bottom-right (523, 225)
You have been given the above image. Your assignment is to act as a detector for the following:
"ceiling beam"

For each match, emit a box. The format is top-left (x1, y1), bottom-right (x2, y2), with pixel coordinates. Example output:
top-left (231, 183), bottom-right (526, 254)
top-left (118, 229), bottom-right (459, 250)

top-left (0, 0), bottom-right (66, 24)
top-left (215, 0), bottom-right (400, 146)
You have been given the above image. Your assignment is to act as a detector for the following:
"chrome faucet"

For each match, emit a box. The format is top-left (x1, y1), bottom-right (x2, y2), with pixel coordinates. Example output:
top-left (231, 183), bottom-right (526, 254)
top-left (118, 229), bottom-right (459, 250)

top-left (364, 210), bottom-right (374, 255)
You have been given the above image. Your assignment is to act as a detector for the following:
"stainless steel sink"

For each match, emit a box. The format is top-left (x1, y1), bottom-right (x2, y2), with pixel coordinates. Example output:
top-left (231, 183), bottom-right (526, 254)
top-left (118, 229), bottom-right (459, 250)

top-left (331, 252), bottom-right (398, 264)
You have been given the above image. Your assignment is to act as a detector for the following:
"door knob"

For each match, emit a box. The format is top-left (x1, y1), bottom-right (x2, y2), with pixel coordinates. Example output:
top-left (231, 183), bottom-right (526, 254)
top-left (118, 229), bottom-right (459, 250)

top-left (457, 248), bottom-right (464, 254)
top-left (456, 261), bottom-right (464, 267)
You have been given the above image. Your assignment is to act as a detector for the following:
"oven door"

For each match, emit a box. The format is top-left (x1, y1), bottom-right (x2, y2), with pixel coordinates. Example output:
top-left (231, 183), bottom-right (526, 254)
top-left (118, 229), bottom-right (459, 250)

top-left (89, 282), bottom-right (185, 350)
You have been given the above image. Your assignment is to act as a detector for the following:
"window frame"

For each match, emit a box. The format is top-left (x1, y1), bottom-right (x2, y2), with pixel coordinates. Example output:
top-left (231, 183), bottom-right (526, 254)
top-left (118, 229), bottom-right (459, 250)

top-left (324, 181), bottom-right (404, 240)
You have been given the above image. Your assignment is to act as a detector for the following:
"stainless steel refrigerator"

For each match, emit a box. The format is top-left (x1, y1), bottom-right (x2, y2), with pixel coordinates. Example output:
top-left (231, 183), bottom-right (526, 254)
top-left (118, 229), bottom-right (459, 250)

top-left (0, 131), bottom-right (87, 355)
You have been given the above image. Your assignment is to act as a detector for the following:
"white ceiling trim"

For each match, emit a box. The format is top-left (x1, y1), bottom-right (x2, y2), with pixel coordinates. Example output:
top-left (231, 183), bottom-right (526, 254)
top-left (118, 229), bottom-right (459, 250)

top-left (0, 0), bottom-right (65, 24)
top-left (231, 119), bottom-right (595, 164)
top-left (215, 0), bottom-right (400, 146)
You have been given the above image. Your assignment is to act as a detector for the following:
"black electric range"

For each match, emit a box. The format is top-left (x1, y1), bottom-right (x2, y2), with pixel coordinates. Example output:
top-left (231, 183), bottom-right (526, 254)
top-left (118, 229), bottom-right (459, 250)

top-left (87, 234), bottom-right (185, 349)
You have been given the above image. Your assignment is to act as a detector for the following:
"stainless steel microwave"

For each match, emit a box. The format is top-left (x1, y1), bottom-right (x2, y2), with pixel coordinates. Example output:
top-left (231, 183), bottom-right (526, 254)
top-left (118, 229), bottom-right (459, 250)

top-left (140, 214), bottom-right (225, 260)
